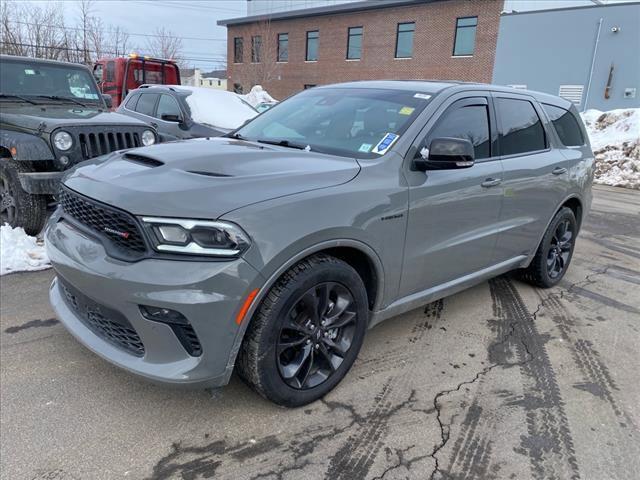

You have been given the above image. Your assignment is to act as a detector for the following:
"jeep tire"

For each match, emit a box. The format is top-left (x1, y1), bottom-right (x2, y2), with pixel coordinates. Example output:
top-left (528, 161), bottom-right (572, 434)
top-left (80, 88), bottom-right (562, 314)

top-left (237, 254), bottom-right (369, 407)
top-left (0, 159), bottom-right (47, 235)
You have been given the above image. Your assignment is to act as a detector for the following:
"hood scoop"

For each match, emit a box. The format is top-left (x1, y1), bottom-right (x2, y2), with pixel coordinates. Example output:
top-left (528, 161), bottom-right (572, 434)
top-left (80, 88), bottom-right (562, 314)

top-left (123, 153), bottom-right (164, 167)
top-left (187, 170), bottom-right (232, 178)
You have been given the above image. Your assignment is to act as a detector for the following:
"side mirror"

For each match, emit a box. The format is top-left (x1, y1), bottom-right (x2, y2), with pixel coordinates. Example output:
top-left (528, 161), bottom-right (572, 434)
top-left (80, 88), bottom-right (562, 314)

top-left (414, 137), bottom-right (475, 171)
top-left (101, 94), bottom-right (113, 109)
top-left (161, 114), bottom-right (182, 123)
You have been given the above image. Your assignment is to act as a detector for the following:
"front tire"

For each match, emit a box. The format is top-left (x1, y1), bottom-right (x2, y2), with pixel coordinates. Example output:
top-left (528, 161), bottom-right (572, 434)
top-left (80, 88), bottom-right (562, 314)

top-left (521, 207), bottom-right (577, 288)
top-left (0, 160), bottom-right (47, 235)
top-left (237, 254), bottom-right (368, 407)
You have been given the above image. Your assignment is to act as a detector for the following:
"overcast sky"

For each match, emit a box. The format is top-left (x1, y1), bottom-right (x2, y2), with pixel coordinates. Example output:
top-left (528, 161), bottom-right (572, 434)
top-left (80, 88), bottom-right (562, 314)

top-left (24, 0), bottom-right (248, 70)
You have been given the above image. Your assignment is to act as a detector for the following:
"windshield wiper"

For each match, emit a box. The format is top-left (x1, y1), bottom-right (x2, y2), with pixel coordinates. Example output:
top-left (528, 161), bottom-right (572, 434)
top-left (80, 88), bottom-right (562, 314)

top-left (227, 132), bottom-right (245, 140)
top-left (0, 94), bottom-right (38, 105)
top-left (35, 95), bottom-right (89, 107)
top-left (256, 138), bottom-right (309, 151)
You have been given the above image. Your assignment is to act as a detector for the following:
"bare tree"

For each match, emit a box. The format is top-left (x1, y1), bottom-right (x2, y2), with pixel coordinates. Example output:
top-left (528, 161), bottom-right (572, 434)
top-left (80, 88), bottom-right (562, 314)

top-left (110, 26), bottom-right (131, 56)
top-left (146, 27), bottom-right (183, 63)
top-left (234, 20), bottom-right (280, 92)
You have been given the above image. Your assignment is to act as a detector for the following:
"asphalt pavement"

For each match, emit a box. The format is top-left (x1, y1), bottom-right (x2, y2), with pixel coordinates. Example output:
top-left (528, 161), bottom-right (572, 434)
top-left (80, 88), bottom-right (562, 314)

top-left (1, 185), bottom-right (639, 480)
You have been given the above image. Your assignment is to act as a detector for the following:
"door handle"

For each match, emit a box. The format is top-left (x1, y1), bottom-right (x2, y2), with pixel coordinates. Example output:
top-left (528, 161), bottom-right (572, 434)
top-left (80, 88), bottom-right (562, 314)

top-left (481, 178), bottom-right (502, 188)
top-left (552, 167), bottom-right (567, 175)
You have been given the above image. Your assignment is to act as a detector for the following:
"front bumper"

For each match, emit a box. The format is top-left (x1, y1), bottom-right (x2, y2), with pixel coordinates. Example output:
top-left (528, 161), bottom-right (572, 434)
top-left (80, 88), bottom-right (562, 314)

top-left (46, 217), bottom-right (263, 388)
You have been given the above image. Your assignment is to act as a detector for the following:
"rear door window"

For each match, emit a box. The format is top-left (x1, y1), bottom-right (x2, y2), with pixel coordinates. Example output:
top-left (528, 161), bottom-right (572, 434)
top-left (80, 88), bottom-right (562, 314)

top-left (542, 104), bottom-right (584, 147)
top-left (496, 98), bottom-right (546, 156)
top-left (426, 100), bottom-right (491, 159)
top-left (135, 93), bottom-right (159, 117)
top-left (124, 93), bottom-right (139, 110)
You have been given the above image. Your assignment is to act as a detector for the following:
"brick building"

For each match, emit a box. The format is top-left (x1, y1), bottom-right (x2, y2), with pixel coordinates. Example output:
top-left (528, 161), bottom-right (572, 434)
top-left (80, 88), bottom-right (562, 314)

top-left (218, 0), bottom-right (503, 99)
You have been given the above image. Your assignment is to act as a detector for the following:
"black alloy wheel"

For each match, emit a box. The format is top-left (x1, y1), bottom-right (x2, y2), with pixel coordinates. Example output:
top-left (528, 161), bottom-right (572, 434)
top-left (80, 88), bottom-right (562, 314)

top-left (277, 282), bottom-right (357, 389)
top-left (547, 219), bottom-right (574, 279)
top-left (0, 173), bottom-right (17, 225)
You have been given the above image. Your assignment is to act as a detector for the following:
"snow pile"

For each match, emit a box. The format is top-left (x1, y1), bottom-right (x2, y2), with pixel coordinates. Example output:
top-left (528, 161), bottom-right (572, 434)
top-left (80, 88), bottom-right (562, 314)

top-left (1, 225), bottom-right (50, 276)
top-left (581, 108), bottom-right (640, 189)
top-left (240, 85), bottom-right (277, 107)
top-left (168, 86), bottom-right (258, 130)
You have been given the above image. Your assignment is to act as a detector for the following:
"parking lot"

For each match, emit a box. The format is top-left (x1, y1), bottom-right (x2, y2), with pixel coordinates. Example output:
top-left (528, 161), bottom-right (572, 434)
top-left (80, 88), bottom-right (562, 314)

top-left (1, 184), bottom-right (638, 480)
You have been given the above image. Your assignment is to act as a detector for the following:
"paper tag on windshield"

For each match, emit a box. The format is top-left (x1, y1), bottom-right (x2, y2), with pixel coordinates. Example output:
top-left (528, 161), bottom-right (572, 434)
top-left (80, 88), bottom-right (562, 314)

top-left (414, 93), bottom-right (431, 100)
top-left (359, 143), bottom-right (372, 153)
top-left (24, 69), bottom-right (36, 75)
top-left (399, 106), bottom-right (415, 115)
top-left (372, 133), bottom-right (399, 155)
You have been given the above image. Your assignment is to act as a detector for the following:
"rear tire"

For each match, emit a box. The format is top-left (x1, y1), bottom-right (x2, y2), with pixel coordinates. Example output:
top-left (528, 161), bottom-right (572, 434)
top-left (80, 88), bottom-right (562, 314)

top-left (520, 207), bottom-right (577, 288)
top-left (0, 160), bottom-right (47, 235)
top-left (237, 254), bottom-right (368, 407)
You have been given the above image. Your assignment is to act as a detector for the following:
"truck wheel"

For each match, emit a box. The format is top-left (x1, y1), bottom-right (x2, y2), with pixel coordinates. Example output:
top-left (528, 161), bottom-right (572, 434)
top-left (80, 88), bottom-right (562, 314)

top-left (0, 160), bottom-right (47, 235)
top-left (520, 207), bottom-right (577, 288)
top-left (237, 254), bottom-right (368, 407)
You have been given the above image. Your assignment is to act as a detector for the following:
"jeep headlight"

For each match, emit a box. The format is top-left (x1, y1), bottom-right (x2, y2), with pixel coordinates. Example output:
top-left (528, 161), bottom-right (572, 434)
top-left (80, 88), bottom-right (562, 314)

top-left (142, 129), bottom-right (156, 146)
top-left (53, 131), bottom-right (73, 151)
top-left (141, 217), bottom-right (250, 257)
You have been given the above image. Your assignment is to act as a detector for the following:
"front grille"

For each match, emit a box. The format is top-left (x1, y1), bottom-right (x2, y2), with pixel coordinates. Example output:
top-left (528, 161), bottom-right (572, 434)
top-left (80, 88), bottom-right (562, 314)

top-left (60, 278), bottom-right (145, 357)
top-left (77, 130), bottom-right (141, 160)
top-left (59, 187), bottom-right (148, 260)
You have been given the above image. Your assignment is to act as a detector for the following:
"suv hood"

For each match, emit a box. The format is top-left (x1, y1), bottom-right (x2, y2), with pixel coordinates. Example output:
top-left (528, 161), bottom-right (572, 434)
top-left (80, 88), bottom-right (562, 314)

top-left (0, 104), bottom-right (147, 133)
top-left (64, 137), bottom-right (360, 219)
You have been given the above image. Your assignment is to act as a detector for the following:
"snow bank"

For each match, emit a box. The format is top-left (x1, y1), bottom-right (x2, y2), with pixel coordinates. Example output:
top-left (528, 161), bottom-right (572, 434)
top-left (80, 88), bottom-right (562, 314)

top-left (1, 225), bottom-right (50, 276)
top-left (581, 108), bottom-right (640, 189)
top-left (240, 85), bottom-right (277, 107)
top-left (168, 86), bottom-right (258, 130)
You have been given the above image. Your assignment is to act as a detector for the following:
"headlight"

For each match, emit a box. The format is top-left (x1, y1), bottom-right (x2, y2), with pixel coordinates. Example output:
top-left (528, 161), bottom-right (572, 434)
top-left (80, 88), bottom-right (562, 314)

top-left (141, 217), bottom-right (250, 257)
top-left (53, 131), bottom-right (73, 151)
top-left (141, 129), bottom-right (156, 146)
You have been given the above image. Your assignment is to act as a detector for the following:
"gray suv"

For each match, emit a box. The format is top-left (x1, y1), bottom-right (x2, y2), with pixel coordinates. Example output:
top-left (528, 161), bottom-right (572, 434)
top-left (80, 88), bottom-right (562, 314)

top-left (46, 81), bottom-right (594, 406)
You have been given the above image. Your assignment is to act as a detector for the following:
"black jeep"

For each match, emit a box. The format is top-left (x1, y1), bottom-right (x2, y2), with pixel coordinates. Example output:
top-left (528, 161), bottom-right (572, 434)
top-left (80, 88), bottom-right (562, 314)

top-left (0, 55), bottom-right (158, 235)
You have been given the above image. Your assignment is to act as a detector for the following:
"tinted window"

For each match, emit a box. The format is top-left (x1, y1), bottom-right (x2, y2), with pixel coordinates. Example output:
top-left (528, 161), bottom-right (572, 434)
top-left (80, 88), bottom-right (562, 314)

top-left (234, 37), bottom-right (243, 63)
top-left (124, 93), bottom-right (139, 110)
top-left (542, 104), bottom-right (584, 147)
top-left (347, 27), bottom-right (363, 60)
top-left (306, 30), bottom-right (319, 61)
top-left (135, 93), bottom-right (159, 116)
top-left (106, 61), bottom-right (115, 82)
top-left (395, 23), bottom-right (415, 58)
top-left (156, 94), bottom-right (181, 120)
top-left (427, 102), bottom-right (491, 159)
top-left (497, 98), bottom-right (546, 156)
top-left (453, 17), bottom-right (477, 56)
top-left (278, 33), bottom-right (288, 62)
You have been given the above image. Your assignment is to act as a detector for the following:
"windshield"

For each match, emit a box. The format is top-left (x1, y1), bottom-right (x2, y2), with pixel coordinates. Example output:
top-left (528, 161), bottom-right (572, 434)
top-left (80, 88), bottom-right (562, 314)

top-left (0, 59), bottom-right (101, 103)
top-left (235, 87), bottom-right (432, 158)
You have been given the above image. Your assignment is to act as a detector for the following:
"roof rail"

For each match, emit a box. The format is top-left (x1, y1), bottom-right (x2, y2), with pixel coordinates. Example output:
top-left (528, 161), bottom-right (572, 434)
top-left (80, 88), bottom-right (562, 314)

top-left (138, 84), bottom-right (177, 91)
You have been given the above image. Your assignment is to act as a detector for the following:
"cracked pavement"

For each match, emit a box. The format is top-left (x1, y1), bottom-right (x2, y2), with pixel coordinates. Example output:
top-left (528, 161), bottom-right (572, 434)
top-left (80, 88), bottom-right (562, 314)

top-left (1, 185), bottom-right (639, 480)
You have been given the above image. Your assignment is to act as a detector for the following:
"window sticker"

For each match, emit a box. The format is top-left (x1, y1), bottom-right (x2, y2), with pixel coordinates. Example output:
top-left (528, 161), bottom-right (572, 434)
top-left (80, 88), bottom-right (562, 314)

top-left (413, 93), bottom-right (431, 100)
top-left (359, 143), bottom-right (372, 153)
top-left (24, 69), bottom-right (36, 75)
top-left (372, 133), bottom-right (399, 155)
top-left (399, 106), bottom-right (415, 116)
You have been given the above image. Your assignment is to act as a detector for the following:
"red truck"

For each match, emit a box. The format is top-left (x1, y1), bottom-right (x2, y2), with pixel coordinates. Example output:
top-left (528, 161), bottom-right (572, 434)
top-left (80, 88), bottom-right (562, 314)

top-left (93, 54), bottom-right (180, 108)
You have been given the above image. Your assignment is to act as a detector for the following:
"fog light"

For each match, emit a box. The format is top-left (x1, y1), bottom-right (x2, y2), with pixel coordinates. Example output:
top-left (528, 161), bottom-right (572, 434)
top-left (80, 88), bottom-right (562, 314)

top-left (139, 305), bottom-right (188, 325)
top-left (59, 155), bottom-right (70, 166)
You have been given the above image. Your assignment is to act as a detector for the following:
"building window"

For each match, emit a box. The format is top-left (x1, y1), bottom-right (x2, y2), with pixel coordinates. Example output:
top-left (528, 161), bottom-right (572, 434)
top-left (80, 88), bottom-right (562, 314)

top-left (233, 37), bottom-right (243, 63)
top-left (278, 33), bottom-right (289, 62)
top-left (453, 17), bottom-right (477, 56)
top-left (306, 30), bottom-right (319, 61)
top-left (395, 23), bottom-right (414, 58)
top-left (251, 35), bottom-right (262, 63)
top-left (199, 79), bottom-right (203, 86)
top-left (233, 82), bottom-right (243, 94)
top-left (346, 26), bottom-right (363, 60)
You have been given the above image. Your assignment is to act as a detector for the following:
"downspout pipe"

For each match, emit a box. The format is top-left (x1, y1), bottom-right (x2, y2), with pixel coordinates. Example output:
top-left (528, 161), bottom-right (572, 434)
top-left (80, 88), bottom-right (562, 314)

top-left (584, 17), bottom-right (603, 112)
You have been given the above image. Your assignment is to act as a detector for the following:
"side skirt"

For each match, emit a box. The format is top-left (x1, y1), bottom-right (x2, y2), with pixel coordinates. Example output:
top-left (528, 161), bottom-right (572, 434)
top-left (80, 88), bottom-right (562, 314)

top-left (368, 255), bottom-right (528, 328)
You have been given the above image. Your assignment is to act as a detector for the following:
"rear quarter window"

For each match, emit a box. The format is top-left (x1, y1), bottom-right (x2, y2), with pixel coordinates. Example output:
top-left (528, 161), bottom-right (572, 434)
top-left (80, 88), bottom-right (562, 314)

top-left (124, 93), bottom-right (139, 110)
top-left (542, 103), bottom-right (585, 147)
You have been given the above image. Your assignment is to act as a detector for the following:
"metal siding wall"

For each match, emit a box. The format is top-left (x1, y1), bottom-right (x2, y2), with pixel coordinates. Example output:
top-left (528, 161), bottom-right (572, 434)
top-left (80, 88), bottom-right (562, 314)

top-left (492, 3), bottom-right (640, 110)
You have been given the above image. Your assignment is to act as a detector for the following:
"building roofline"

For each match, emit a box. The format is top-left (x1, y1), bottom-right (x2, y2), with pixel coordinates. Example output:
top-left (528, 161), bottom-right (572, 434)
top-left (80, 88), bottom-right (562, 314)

top-left (500, 0), bottom-right (640, 16)
top-left (217, 0), bottom-right (443, 26)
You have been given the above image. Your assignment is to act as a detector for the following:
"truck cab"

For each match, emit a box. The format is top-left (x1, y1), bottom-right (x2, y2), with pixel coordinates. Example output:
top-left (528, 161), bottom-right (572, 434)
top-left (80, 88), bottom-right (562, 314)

top-left (94, 54), bottom-right (181, 109)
